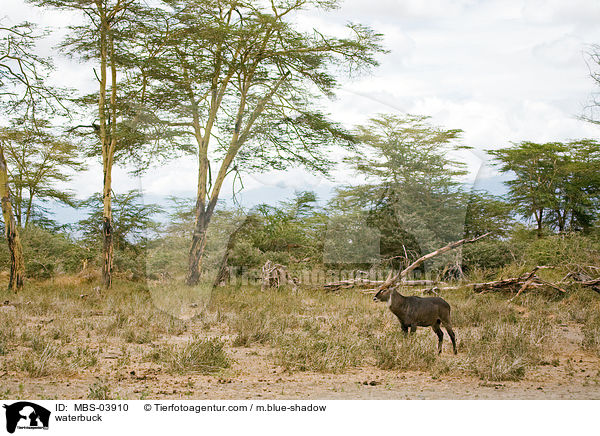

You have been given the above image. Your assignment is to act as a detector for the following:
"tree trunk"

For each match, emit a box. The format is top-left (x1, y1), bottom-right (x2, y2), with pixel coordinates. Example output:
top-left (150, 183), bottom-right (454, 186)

top-left (535, 208), bottom-right (543, 238)
top-left (186, 206), bottom-right (212, 286)
top-left (212, 217), bottom-right (252, 287)
top-left (0, 146), bottom-right (25, 292)
top-left (98, 16), bottom-right (117, 289)
top-left (101, 198), bottom-right (113, 289)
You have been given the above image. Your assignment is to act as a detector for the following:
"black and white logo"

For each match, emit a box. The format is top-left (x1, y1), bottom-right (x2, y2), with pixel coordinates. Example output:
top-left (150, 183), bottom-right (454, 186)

top-left (3, 402), bottom-right (50, 434)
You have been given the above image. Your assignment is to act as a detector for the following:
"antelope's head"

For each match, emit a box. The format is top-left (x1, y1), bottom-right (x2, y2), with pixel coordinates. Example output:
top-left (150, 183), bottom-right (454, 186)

top-left (373, 287), bottom-right (392, 302)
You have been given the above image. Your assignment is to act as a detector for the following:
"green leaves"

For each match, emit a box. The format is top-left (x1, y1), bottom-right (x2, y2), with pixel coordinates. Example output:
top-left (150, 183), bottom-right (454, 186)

top-left (0, 118), bottom-right (84, 228)
top-left (489, 140), bottom-right (600, 234)
top-left (335, 114), bottom-right (471, 268)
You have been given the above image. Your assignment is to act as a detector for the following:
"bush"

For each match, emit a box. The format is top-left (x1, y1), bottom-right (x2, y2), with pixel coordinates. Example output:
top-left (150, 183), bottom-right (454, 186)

top-left (462, 240), bottom-right (518, 271)
top-left (0, 226), bottom-right (89, 278)
top-left (522, 233), bottom-right (600, 268)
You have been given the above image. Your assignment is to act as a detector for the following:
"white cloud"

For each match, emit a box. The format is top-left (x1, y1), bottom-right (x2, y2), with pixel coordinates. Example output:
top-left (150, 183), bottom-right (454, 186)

top-left (5, 0), bottom-right (600, 209)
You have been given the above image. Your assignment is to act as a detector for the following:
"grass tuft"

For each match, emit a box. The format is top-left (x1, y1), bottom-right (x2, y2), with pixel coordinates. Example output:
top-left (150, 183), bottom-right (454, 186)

top-left (149, 337), bottom-right (230, 375)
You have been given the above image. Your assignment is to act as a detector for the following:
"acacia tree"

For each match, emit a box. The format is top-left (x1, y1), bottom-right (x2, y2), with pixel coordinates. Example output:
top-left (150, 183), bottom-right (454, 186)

top-left (555, 140), bottom-right (600, 231)
top-left (77, 190), bottom-right (161, 251)
top-left (0, 119), bottom-right (83, 228)
top-left (0, 143), bottom-right (24, 291)
top-left (0, 21), bottom-right (62, 291)
top-left (30, 0), bottom-right (163, 288)
top-left (142, 0), bottom-right (384, 285)
top-left (489, 142), bottom-right (565, 237)
top-left (489, 141), bottom-right (600, 236)
top-left (336, 114), bottom-right (470, 270)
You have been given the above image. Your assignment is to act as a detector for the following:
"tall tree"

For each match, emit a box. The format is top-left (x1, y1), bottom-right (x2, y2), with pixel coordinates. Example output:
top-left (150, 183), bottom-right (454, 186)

top-left (489, 141), bottom-right (600, 236)
top-left (336, 114), bottom-right (469, 270)
top-left (0, 119), bottom-right (83, 228)
top-left (30, 0), bottom-right (158, 288)
top-left (0, 21), bottom-right (63, 290)
top-left (141, 0), bottom-right (384, 285)
top-left (0, 143), bottom-right (25, 291)
top-left (556, 140), bottom-right (600, 231)
top-left (489, 142), bottom-right (565, 237)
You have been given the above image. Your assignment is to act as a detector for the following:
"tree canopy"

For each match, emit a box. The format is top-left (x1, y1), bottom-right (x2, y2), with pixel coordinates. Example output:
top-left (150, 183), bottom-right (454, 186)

top-left (489, 140), bottom-right (600, 236)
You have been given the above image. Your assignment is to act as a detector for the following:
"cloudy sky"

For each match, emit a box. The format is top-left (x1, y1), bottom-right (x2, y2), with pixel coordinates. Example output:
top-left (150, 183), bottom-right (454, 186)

top-left (4, 0), bottom-right (600, 211)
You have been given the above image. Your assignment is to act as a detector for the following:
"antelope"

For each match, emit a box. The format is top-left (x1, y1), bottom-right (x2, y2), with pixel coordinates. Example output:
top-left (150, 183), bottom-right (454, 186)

top-left (373, 287), bottom-right (457, 354)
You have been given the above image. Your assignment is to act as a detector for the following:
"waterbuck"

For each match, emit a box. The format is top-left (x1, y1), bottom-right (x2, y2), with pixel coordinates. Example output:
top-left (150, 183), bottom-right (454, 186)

top-left (373, 288), bottom-right (457, 354)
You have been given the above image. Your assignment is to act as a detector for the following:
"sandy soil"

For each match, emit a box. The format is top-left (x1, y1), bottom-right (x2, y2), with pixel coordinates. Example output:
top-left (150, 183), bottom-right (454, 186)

top-left (2, 323), bottom-right (599, 400)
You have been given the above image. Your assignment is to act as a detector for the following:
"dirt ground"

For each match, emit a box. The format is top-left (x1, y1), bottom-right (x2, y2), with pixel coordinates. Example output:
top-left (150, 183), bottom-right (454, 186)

top-left (2, 321), bottom-right (599, 400)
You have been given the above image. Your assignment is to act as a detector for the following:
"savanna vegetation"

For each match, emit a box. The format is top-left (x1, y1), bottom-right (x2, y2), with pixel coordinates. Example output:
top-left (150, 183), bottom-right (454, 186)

top-left (0, 0), bottom-right (600, 399)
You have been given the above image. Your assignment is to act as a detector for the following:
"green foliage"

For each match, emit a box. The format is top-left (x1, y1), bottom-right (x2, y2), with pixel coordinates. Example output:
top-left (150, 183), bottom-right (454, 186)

top-left (461, 240), bottom-right (517, 272)
top-left (68, 190), bottom-right (162, 278)
top-left (332, 114), bottom-right (471, 272)
top-left (463, 190), bottom-right (514, 239)
top-left (0, 119), bottom-right (83, 228)
top-left (0, 225), bottom-right (88, 278)
top-left (489, 140), bottom-right (600, 235)
top-left (522, 233), bottom-right (600, 267)
top-left (77, 190), bottom-right (161, 251)
top-left (322, 209), bottom-right (381, 268)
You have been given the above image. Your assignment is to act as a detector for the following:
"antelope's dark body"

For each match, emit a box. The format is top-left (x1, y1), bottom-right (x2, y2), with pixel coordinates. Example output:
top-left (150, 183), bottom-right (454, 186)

top-left (374, 289), bottom-right (457, 354)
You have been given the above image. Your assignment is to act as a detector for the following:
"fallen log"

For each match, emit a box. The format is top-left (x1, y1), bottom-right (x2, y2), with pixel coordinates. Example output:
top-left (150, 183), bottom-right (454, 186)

top-left (472, 267), bottom-right (567, 297)
top-left (535, 278), bottom-right (568, 294)
top-left (376, 232), bottom-right (491, 291)
top-left (472, 275), bottom-right (528, 292)
top-left (509, 267), bottom-right (541, 302)
top-left (324, 278), bottom-right (384, 290)
top-left (324, 279), bottom-right (442, 291)
top-left (555, 272), bottom-right (600, 293)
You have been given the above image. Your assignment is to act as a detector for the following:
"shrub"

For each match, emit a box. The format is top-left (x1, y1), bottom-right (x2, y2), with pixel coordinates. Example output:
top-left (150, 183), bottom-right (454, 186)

top-left (0, 226), bottom-right (89, 278)
top-left (462, 240), bottom-right (517, 271)
top-left (523, 233), bottom-right (600, 268)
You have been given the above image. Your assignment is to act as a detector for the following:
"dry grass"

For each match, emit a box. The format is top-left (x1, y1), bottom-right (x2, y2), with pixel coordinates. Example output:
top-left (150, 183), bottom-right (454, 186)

top-left (0, 273), bottom-right (597, 391)
top-left (147, 337), bottom-right (230, 375)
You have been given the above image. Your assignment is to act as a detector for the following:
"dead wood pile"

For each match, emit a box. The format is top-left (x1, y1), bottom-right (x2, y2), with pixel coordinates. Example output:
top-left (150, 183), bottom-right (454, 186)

top-left (322, 232), bottom-right (600, 299)
top-left (261, 260), bottom-right (298, 292)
